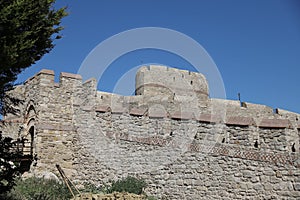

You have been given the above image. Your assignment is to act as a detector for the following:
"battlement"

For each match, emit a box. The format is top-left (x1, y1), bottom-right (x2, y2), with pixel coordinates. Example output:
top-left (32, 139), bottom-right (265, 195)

top-left (20, 66), bottom-right (300, 123)
top-left (24, 69), bottom-right (83, 87)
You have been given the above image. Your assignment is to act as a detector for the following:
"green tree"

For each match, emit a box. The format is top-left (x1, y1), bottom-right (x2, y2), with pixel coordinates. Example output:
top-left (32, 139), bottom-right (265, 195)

top-left (0, 0), bottom-right (67, 115)
top-left (0, 0), bottom-right (67, 194)
top-left (0, 132), bottom-right (21, 193)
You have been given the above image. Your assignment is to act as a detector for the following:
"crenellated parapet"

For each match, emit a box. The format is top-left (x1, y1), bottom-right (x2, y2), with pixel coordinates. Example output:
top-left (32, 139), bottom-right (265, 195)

top-left (15, 66), bottom-right (300, 124)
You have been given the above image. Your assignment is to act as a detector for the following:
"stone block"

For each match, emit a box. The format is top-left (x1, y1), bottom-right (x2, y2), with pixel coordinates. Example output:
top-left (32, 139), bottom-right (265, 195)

top-left (111, 106), bottom-right (128, 114)
top-left (259, 118), bottom-right (291, 128)
top-left (95, 105), bottom-right (111, 113)
top-left (130, 107), bottom-right (147, 116)
top-left (196, 113), bottom-right (223, 123)
top-left (148, 106), bottom-right (168, 118)
top-left (226, 116), bottom-right (256, 126)
top-left (60, 72), bottom-right (82, 80)
top-left (170, 111), bottom-right (194, 120)
top-left (38, 69), bottom-right (55, 76)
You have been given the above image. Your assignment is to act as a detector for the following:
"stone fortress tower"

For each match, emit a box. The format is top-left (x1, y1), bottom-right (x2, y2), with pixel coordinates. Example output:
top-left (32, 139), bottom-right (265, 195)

top-left (135, 65), bottom-right (208, 101)
top-left (1, 65), bottom-right (300, 199)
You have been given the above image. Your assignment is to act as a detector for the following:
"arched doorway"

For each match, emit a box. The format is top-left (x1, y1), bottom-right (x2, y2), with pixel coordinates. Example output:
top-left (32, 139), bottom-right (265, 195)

top-left (23, 124), bottom-right (35, 156)
top-left (19, 102), bottom-right (37, 172)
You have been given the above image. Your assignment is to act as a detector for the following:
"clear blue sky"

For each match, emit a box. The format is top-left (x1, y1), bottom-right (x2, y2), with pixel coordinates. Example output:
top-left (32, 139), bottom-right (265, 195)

top-left (17, 0), bottom-right (300, 113)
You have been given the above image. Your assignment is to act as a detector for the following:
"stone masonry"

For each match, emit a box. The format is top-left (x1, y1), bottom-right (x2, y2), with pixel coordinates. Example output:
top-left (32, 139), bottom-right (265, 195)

top-left (1, 65), bottom-right (300, 199)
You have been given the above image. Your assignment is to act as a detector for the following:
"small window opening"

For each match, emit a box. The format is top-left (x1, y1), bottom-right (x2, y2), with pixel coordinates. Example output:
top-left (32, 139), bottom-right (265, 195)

top-left (190, 80), bottom-right (193, 85)
top-left (254, 141), bottom-right (259, 148)
top-left (292, 143), bottom-right (296, 152)
top-left (240, 102), bottom-right (247, 108)
top-left (221, 138), bottom-right (225, 143)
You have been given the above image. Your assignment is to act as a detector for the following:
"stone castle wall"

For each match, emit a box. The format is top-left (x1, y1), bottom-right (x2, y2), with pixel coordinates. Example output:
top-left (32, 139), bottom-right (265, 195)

top-left (1, 65), bottom-right (300, 199)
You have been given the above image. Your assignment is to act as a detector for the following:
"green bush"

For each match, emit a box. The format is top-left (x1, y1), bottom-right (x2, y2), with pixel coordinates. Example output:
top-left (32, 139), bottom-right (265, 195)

top-left (1, 177), bottom-right (72, 200)
top-left (80, 182), bottom-right (102, 194)
top-left (0, 133), bottom-right (22, 194)
top-left (0, 176), bottom-right (157, 200)
top-left (106, 176), bottom-right (147, 195)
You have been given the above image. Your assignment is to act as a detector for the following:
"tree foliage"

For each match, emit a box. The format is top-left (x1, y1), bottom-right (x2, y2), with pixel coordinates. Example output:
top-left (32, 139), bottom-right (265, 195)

top-left (0, 132), bottom-right (21, 194)
top-left (1, 177), bottom-right (72, 200)
top-left (0, 0), bottom-right (67, 194)
top-left (0, 0), bottom-right (67, 114)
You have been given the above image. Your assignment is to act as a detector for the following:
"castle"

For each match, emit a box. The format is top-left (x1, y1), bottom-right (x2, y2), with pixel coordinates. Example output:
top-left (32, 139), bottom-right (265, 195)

top-left (1, 65), bottom-right (300, 199)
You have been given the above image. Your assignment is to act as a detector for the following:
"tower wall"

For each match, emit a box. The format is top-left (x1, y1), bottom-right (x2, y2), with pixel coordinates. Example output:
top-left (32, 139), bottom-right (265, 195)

top-left (135, 65), bottom-right (209, 102)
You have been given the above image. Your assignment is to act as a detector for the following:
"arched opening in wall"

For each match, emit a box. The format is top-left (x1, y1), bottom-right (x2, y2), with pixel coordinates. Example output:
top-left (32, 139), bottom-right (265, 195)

top-left (17, 102), bottom-right (37, 173)
top-left (24, 118), bottom-right (35, 156)
top-left (18, 124), bottom-right (35, 173)
top-left (292, 143), bottom-right (296, 153)
top-left (24, 102), bottom-right (36, 156)
top-left (19, 116), bottom-right (36, 173)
